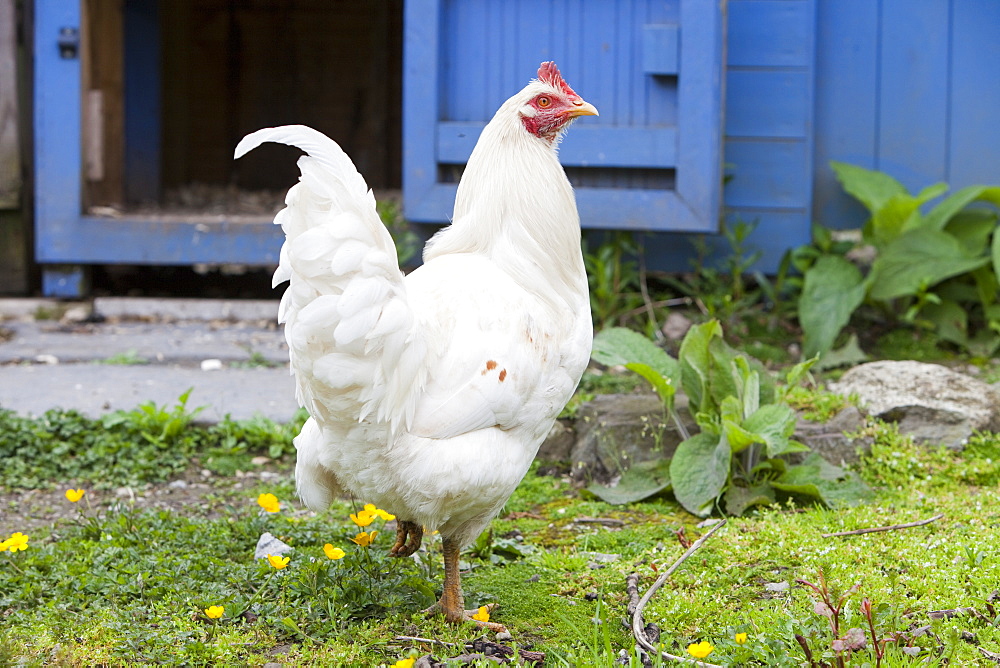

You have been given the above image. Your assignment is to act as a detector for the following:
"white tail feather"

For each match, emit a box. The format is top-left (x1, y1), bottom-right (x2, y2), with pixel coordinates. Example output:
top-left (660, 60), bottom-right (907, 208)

top-left (236, 125), bottom-right (425, 435)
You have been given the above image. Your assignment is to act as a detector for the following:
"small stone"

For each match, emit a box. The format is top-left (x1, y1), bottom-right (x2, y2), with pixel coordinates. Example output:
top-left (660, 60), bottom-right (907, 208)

top-left (764, 581), bottom-right (789, 592)
top-left (60, 306), bottom-right (91, 323)
top-left (35, 354), bottom-right (59, 365)
top-left (496, 631), bottom-right (513, 642)
top-left (251, 456), bottom-right (272, 466)
top-left (255, 532), bottom-right (292, 560)
top-left (581, 551), bottom-right (619, 563)
top-left (201, 358), bottom-right (223, 371)
top-left (167, 480), bottom-right (188, 489)
top-left (697, 518), bottom-right (724, 528)
top-left (662, 311), bottom-right (692, 341)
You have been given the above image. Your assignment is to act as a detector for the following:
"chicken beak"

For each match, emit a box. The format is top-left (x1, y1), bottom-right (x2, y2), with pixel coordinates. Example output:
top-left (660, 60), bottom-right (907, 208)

top-left (566, 100), bottom-right (599, 118)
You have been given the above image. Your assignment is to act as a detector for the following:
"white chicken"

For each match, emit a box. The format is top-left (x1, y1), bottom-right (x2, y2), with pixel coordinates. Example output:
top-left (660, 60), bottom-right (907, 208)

top-left (235, 62), bottom-right (597, 628)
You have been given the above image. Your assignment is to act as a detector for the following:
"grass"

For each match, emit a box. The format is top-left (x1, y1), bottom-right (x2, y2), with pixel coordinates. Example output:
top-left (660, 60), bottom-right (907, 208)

top-left (1, 397), bottom-right (999, 665)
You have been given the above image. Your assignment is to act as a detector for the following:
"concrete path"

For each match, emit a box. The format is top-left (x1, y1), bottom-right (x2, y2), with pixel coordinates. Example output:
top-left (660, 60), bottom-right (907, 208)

top-left (0, 298), bottom-right (300, 423)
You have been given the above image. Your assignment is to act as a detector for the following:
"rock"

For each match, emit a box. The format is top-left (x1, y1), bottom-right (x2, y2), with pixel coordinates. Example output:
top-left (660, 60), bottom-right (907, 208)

top-left (60, 305), bottom-right (93, 323)
top-left (537, 419), bottom-right (575, 461)
top-left (830, 361), bottom-right (1000, 449)
top-left (201, 358), bottom-right (224, 371)
top-left (794, 405), bottom-right (869, 465)
top-left (255, 532), bottom-right (292, 560)
top-left (661, 311), bottom-right (692, 341)
top-left (569, 393), bottom-right (690, 484)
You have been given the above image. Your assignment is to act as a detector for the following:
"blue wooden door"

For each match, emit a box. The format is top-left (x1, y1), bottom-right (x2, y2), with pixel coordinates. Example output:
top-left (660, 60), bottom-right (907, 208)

top-left (33, 0), bottom-right (283, 296)
top-left (403, 0), bottom-right (726, 233)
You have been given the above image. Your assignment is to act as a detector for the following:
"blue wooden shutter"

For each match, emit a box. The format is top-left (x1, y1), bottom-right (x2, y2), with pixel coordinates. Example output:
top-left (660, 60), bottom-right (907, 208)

top-left (403, 0), bottom-right (725, 232)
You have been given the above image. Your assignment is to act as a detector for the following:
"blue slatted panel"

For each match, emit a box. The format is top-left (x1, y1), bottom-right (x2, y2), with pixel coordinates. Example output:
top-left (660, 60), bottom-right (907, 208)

top-left (404, 0), bottom-right (724, 232)
top-left (812, 0), bottom-right (879, 227)
top-left (813, 0), bottom-right (1000, 231)
top-left (948, 0), bottom-right (1000, 188)
top-left (33, 0), bottom-right (285, 294)
top-left (716, 0), bottom-right (816, 268)
top-left (877, 0), bottom-right (950, 190)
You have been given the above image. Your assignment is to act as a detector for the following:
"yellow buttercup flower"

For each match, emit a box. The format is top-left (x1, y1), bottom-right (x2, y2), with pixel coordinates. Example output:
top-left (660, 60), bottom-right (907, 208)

top-left (687, 641), bottom-right (714, 659)
top-left (0, 532), bottom-right (28, 553)
top-left (350, 509), bottom-right (376, 527)
top-left (735, 632), bottom-right (748, 644)
top-left (267, 554), bottom-right (290, 569)
top-left (323, 544), bottom-right (345, 560)
top-left (351, 531), bottom-right (377, 547)
top-left (204, 605), bottom-right (224, 619)
top-left (391, 659), bottom-right (415, 668)
top-left (471, 606), bottom-right (490, 623)
top-left (364, 503), bottom-right (396, 521)
top-left (65, 489), bottom-right (85, 503)
top-left (257, 493), bottom-right (281, 513)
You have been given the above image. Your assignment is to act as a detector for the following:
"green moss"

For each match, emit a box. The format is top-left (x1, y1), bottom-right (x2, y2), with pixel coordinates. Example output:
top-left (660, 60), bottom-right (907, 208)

top-left (2, 408), bottom-right (999, 664)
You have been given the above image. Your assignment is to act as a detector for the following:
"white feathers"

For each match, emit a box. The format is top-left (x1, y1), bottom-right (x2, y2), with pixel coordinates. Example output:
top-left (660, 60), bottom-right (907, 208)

top-left (237, 89), bottom-right (593, 549)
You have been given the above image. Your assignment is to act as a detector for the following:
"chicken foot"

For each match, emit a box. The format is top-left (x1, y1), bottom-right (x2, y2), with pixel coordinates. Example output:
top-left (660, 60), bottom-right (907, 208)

top-left (389, 520), bottom-right (423, 557)
top-left (424, 536), bottom-right (507, 632)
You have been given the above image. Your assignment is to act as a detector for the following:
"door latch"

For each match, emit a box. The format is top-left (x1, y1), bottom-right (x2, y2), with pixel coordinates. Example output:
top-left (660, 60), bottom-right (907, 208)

top-left (58, 27), bottom-right (79, 59)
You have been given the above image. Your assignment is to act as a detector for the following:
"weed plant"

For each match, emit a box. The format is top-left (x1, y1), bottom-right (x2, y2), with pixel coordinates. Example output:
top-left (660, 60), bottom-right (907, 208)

top-left (1, 398), bottom-right (999, 664)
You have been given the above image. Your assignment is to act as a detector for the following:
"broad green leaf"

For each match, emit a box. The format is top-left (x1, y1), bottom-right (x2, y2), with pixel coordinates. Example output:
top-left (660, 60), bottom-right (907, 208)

top-left (830, 161), bottom-right (908, 214)
top-left (587, 459), bottom-right (673, 505)
top-left (722, 418), bottom-right (759, 454)
top-left (724, 483), bottom-right (776, 516)
top-left (707, 338), bottom-right (744, 412)
top-left (592, 327), bottom-right (681, 408)
top-left (869, 229), bottom-right (990, 301)
top-left (678, 320), bottom-right (723, 415)
top-left (743, 404), bottom-right (798, 458)
top-left (742, 369), bottom-right (760, 419)
top-left (813, 334), bottom-right (870, 371)
top-left (921, 299), bottom-right (968, 347)
top-left (945, 209), bottom-right (998, 256)
top-left (994, 222), bottom-right (1000, 285)
top-left (669, 432), bottom-right (731, 517)
top-left (624, 362), bottom-right (676, 409)
top-left (773, 454), bottom-right (873, 509)
top-left (967, 328), bottom-right (1000, 358)
top-left (922, 185), bottom-right (1000, 232)
top-left (768, 480), bottom-right (825, 503)
top-left (799, 255), bottom-right (867, 357)
top-left (784, 356), bottom-right (818, 387)
top-left (592, 327), bottom-right (679, 381)
top-left (972, 266), bottom-right (999, 309)
top-left (867, 193), bottom-right (923, 247)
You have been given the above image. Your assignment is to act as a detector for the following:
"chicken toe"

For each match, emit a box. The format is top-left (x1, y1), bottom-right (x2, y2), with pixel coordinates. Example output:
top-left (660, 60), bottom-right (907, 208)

top-left (389, 520), bottom-right (423, 557)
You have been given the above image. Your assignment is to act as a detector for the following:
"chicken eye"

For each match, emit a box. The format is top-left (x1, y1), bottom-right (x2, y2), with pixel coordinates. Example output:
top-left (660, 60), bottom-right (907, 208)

top-left (536, 96), bottom-right (552, 108)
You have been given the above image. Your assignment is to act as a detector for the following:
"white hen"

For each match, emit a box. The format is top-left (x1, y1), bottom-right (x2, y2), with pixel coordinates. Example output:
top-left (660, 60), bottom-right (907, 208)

top-left (235, 62), bottom-right (596, 628)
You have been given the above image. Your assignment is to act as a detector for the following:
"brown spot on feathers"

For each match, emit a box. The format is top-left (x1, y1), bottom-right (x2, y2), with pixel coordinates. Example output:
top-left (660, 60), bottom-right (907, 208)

top-left (499, 369), bottom-right (507, 382)
top-left (485, 360), bottom-right (498, 371)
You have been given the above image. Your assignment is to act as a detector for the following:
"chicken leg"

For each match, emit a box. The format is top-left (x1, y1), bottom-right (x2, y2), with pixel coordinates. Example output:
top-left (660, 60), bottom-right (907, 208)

top-left (423, 536), bottom-right (507, 631)
top-left (389, 520), bottom-right (423, 557)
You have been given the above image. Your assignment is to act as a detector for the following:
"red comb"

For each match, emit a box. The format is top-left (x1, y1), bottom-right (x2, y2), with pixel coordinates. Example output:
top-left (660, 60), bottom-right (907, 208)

top-left (537, 61), bottom-right (579, 98)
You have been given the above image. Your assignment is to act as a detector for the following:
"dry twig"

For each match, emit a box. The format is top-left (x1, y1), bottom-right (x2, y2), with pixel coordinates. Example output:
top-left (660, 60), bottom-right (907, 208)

top-left (626, 572), bottom-right (641, 617)
top-left (574, 516), bottom-right (625, 527)
top-left (630, 519), bottom-right (727, 666)
top-left (821, 513), bottom-right (944, 538)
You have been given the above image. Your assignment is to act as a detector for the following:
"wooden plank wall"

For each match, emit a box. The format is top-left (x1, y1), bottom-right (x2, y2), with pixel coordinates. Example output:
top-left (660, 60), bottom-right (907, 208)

top-left (0, 0), bottom-right (19, 208)
top-left (162, 0), bottom-right (402, 193)
top-left (813, 0), bottom-right (1000, 229)
top-left (0, 0), bottom-right (29, 294)
top-left (644, 0), bottom-right (816, 271)
top-left (82, 0), bottom-right (125, 209)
